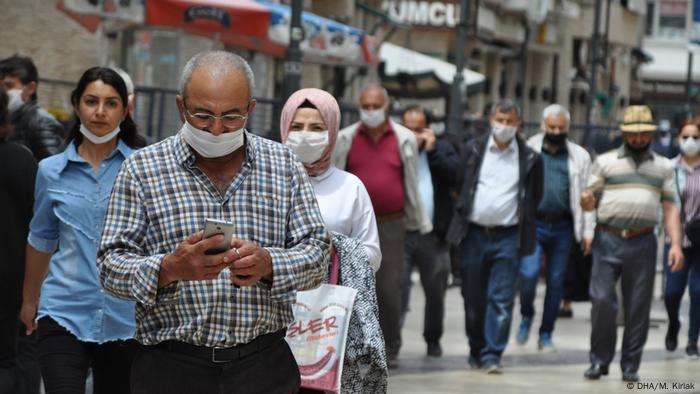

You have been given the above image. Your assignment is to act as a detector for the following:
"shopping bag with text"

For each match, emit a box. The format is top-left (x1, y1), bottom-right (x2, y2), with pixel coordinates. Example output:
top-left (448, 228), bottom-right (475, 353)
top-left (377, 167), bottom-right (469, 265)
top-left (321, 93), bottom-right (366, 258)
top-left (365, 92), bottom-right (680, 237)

top-left (286, 283), bottom-right (357, 393)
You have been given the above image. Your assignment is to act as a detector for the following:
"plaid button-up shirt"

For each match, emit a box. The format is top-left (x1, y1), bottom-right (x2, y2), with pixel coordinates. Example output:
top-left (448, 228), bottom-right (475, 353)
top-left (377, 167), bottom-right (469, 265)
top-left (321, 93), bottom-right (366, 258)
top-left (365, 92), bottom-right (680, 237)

top-left (97, 131), bottom-right (330, 347)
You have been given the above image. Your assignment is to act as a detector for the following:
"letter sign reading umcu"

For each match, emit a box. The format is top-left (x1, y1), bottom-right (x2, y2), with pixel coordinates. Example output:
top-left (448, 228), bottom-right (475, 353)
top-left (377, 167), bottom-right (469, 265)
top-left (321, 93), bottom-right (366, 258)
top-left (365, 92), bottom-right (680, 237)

top-left (381, 0), bottom-right (459, 28)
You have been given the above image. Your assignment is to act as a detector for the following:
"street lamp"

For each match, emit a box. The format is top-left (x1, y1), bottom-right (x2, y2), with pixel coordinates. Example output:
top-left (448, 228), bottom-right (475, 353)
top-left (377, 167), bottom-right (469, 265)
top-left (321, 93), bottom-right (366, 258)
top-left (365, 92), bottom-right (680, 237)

top-left (686, 43), bottom-right (698, 117)
top-left (585, 0), bottom-right (603, 148)
top-left (447, 0), bottom-right (469, 138)
top-left (281, 0), bottom-right (303, 101)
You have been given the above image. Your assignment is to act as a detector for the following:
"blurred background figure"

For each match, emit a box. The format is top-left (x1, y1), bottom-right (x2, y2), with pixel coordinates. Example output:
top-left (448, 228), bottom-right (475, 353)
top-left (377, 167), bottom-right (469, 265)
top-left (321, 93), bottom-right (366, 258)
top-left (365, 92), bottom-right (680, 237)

top-left (0, 87), bottom-right (37, 394)
top-left (446, 99), bottom-right (543, 374)
top-left (399, 105), bottom-right (458, 358)
top-left (663, 120), bottom-right (700, 359)
top-left (0, 55), bottom-right (64, 161)
top-left (111, 67), bottom-right (135, 116)
top-left (280, 87), bottom-right (387, 393)
top-left (20, 67), bottom-right (144, 393)
top-left (516, 104), bottom-right (594, 352)
top-left (333, 85), bottom-right (431, 369)
top-left (651, 118), bottom-right (679, 159)
top-left (581, 105), bottom-right (683, 383)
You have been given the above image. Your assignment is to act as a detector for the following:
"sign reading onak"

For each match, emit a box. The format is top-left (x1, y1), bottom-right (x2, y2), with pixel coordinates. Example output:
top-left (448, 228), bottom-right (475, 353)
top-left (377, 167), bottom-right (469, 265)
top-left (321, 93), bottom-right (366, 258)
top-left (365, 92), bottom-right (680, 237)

top-left (184, 6), bottom-right (231, 28)
top-left (381, 1), bottom-right (459, 28)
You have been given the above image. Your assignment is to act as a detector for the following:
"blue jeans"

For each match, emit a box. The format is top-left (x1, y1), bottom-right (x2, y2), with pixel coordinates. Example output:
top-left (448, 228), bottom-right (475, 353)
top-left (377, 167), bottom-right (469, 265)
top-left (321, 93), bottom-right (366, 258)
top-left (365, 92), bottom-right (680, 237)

top-left (460, 226), bottom-right (520, 363)
top-left (519, 220), bottom-right (574, 337)
top-left (664, 243), bottom-right (700, 343)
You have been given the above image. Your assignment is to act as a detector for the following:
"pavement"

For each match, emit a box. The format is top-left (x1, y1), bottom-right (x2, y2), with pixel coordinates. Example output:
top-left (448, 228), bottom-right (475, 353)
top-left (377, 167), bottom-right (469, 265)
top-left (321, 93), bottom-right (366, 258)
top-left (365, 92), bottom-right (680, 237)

top-left (389, 273), bottom-right (700, 394)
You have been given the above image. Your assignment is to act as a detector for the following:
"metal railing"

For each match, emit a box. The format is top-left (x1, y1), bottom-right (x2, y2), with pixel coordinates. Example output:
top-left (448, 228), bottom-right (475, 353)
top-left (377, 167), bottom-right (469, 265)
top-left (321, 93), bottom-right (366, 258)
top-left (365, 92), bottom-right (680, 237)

top-left (37, 78), bottom-right (636, 152)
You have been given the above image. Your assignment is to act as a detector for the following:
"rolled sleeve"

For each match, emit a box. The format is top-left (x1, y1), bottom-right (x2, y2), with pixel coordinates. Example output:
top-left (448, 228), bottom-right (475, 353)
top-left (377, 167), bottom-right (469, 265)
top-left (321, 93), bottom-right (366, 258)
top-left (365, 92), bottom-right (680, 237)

top-left (28, 165), bottom-right (59, 253)
top-left (27, 233), bottom-right (58, 254)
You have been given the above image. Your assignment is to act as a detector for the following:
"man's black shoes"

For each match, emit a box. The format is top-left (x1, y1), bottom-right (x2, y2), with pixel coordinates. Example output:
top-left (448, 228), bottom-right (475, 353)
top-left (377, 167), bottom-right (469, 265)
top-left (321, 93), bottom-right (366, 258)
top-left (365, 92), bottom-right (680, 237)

top-left (583, 364), bottom-right (609, 380)
top-left (622, 369), bottom-right (639, 382)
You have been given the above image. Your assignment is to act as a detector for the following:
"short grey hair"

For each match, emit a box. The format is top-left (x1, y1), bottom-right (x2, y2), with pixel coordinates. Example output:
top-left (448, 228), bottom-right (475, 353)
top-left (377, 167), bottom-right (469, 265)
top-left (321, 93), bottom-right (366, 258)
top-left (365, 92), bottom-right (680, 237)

top-left (179, 51), bottom-right (255, 98)
top-left (491, 99), bottom-right (521, 119)
top-left (111, 67), bottom-right (134, 96)
top-left (542, 103), bottom-right (571, 123)
top-left (360, 84), bottom-right (390, 106)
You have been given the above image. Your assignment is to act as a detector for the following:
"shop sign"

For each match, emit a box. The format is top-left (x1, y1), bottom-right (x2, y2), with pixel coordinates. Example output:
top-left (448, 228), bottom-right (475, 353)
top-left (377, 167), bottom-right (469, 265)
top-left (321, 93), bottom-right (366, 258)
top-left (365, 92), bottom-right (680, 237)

top-left (381, 1), bottom-right (459, 28)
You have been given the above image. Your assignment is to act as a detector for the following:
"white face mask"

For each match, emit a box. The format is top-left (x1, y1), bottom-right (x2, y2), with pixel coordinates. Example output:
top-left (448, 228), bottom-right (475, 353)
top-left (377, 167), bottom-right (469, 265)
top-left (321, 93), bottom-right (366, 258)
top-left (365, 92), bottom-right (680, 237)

top-left (180, 120), bottom-right (245, 158)
top-left (492, 122), bottom-right (518, 143)
top-left (79, 123), bottom-right (121, 144)
top-left (680, 136), bottom-right (700, 157)
top-left (360, 108), bottom-right (386, 128)
top-left (7, 89), bottom-right (25, 113)
top-left (285, 130), bottom-right (329, 164)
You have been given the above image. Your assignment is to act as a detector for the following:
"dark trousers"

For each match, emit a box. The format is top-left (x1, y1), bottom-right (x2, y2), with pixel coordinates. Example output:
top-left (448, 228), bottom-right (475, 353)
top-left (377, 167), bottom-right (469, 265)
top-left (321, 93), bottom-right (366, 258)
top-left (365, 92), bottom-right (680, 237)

top-left (131, 337), bottom-right (300, 394)
top-left (460, 226), bottom-right (520, 363)
top-left (376, 218), bottom-right (406, 356)
top-left (664, 244), bottom-right (700, 343)
top-left (562, 241), bottom-right (593, 302)
top-left (400, 231), bottom-right (450, 344)
top-left (589, 231), bottom-right (656, 372)
top-left (0, 314), bottom-right (18, 394)
top-left (37, 316), bottom-right (139, 394)
top-left (16, 322), bottom-right (40, 394)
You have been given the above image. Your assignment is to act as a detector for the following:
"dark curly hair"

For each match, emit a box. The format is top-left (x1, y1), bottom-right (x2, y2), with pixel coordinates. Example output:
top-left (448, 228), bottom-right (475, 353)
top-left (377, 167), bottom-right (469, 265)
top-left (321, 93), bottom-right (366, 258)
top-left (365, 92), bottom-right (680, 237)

top-left (68, 67), bottom-right (145, 148)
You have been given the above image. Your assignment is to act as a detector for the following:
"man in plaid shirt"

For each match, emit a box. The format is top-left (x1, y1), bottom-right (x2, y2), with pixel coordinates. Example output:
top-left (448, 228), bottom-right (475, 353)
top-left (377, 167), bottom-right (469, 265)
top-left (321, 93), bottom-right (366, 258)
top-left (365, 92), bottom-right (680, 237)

top-left (97, 51), bottom-right (330, 394)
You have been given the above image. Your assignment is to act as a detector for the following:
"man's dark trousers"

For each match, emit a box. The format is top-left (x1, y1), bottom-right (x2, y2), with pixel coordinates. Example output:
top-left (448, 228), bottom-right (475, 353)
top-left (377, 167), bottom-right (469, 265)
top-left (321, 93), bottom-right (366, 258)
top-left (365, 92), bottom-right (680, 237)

top-left (589, 230), bottom-right (656, 372)
top-left (400, 231), bottom-right (450, 344)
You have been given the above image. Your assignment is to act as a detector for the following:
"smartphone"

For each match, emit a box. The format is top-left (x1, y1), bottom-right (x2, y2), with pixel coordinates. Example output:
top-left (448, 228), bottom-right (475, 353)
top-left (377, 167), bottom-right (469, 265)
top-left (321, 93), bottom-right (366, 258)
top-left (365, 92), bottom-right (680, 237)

top-left (203, 218), bottom-right (234, 255)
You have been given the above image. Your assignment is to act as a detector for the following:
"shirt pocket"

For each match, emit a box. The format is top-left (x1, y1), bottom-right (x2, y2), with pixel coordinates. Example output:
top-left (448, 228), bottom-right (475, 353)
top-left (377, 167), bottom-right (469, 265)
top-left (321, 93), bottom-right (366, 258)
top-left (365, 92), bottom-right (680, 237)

top-left (245, 192), bottom-right (286, 247)
top-left (49, 188), bottom-right (102, 242)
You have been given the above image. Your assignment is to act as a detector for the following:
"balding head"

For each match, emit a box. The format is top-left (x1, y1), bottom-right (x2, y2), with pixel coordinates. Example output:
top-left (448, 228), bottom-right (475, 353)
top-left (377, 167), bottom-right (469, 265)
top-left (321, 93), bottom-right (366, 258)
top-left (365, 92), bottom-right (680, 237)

top-left (175, 51), bottom-right (257, 136)
top-left (179, 51), bottom-right (255, 100)
top-left (359, 84), bottom-right (389, 109)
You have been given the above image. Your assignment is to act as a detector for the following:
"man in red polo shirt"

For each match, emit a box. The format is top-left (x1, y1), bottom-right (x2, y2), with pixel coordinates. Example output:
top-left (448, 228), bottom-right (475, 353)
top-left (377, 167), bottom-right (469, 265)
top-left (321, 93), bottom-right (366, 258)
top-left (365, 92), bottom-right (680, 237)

top-left (332, 85), bottom-right (432, 369)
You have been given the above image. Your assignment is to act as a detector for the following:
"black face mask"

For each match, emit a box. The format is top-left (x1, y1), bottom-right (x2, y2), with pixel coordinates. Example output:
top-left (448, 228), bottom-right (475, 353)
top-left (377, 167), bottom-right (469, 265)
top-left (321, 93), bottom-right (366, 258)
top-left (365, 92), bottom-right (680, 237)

top-left (625, 142), bottom-right (651, 155)
top-left (544, 132), bottom-right (567, 144)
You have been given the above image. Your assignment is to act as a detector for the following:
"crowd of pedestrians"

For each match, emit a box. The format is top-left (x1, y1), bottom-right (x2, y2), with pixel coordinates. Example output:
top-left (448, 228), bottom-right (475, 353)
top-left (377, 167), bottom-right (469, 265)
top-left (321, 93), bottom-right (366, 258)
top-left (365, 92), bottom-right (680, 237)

top-left (0, 50), bottom-right (698, 394)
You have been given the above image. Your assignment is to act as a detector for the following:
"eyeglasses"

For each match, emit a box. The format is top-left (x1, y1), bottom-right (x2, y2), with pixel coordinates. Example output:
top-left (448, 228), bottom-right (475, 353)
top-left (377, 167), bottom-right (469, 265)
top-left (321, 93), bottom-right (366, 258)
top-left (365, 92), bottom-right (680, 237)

top-left (185, 107), bottom-right (249, 130)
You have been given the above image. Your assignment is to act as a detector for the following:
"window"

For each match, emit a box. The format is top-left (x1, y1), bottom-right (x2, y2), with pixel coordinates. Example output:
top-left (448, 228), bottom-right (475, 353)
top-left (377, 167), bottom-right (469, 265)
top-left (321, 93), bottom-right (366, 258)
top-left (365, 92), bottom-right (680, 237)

top-left (658, 0), bottom-right (688, 38)
top-left (645, 1), bottom-right (655, 36)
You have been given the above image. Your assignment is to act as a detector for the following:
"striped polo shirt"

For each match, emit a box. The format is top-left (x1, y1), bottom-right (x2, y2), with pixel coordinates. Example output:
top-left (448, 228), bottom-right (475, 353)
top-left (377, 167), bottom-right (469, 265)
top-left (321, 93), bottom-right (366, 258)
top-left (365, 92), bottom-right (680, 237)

top-left (587, 145), bottom-right (676, 230)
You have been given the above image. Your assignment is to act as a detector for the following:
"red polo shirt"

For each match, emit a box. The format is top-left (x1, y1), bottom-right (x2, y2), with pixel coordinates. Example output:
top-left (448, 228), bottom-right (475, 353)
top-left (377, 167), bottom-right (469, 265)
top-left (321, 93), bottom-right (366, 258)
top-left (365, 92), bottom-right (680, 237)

top-left (346, 122), bottom-right (405, 216)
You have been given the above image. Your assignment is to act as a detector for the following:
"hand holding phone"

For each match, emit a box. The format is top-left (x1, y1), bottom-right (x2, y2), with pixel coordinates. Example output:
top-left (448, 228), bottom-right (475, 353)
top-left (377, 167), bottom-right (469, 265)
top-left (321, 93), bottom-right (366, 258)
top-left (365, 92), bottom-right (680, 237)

top-left (203, 218), bottom-right (234, 255)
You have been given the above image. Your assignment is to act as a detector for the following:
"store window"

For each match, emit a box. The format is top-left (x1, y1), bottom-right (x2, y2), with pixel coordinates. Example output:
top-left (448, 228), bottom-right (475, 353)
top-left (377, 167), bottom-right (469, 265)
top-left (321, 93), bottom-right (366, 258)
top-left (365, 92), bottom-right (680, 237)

top-left (658, 0), bottom-right (688, 38)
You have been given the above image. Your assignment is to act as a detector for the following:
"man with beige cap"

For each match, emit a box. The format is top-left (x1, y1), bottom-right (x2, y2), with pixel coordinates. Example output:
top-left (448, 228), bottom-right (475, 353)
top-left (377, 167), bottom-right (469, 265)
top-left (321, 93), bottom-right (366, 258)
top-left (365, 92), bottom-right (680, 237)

top-left (580, 105), bottom-right (684, 382)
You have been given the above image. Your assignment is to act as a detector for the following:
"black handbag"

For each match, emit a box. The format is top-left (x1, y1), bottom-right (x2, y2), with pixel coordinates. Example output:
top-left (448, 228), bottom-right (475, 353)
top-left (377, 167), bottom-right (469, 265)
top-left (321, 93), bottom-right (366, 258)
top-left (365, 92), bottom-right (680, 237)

top-left (676, 167), bottom-right (700, 246)
top-left (685, 218), bottom-right (700, 246)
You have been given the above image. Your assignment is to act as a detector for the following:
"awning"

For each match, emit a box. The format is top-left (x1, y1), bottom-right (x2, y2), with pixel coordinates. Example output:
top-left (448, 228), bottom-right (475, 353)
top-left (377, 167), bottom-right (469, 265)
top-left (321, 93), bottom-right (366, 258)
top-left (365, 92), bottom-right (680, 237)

top-left (639, 44), bottom-right (700, 82)
top-left (379, 42), bottom-right (486, 98)
top-left (58, 0), bottom-right (378, 66)
top-left (259, 1), bottom-right (379, 65)
top-left (146, 0), bottom-right (271, 39)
